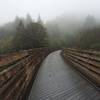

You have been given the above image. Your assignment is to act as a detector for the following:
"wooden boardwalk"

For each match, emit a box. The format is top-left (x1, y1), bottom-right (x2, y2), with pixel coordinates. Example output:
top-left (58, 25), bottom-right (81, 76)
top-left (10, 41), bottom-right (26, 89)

top-left (28, 51), bottom-right (100, 100)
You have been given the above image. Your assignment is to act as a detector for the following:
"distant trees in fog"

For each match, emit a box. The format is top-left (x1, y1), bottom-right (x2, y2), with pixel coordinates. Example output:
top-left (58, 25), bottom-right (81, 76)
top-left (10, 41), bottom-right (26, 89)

top-left (46, 15), bottom-right (100, 50)
top-left (0, 14), bottom-right (48, 53)
top-left (0, 14), bottom-right (100, 54)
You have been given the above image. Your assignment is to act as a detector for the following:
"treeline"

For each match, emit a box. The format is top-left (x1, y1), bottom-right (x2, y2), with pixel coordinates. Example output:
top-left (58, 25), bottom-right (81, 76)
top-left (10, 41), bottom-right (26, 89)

top-left (0, 14), bottom-right (100, 54)
top-left (46, 15), bottom-right (100, 50)
top-left (76, 26), bottom-right (100, 50)
top-left (72, 15), bottom-right (100, 50)
top-left (0, 14), bottom-right (48, 54)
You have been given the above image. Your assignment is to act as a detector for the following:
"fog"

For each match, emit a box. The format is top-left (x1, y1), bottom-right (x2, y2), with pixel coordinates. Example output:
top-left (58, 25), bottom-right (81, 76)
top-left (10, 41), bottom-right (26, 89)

top-left (0, 0), bottom-right (100, 25)
top-left (0, 0), bottom-right (100, 54)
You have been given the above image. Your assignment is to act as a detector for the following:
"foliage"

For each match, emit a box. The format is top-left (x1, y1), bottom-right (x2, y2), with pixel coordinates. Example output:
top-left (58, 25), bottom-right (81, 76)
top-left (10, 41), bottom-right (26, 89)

top-left (0, 35), bottom-right (13, 53)
top-left (0, 14), bottom-right (48, 54)
top-left (13, 21), bottom-right (48, 51)
top-left (77, 26), bottom-right (100, 50)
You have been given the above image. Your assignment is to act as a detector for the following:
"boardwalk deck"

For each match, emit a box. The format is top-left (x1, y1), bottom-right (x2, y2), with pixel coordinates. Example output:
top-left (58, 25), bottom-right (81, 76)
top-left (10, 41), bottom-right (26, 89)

top-left (28, 51), bottom-right (100, 100)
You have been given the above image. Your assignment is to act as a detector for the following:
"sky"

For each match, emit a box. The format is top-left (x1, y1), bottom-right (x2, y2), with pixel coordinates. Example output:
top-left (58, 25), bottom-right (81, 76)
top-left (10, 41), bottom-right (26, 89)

top-left (0, 0), bottom-right (100, 25)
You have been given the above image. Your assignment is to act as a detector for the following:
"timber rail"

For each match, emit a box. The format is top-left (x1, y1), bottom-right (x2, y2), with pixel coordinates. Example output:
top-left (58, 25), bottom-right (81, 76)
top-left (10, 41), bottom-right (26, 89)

top-left (0, 48), bottom-right (54, 100)
top-left (61, 48), bottom-right (100, 87)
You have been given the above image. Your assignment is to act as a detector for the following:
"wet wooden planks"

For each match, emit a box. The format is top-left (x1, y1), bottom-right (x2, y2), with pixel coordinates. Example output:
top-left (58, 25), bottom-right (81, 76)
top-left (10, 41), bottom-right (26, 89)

top-left (28, 51), bottom-right (100, 100)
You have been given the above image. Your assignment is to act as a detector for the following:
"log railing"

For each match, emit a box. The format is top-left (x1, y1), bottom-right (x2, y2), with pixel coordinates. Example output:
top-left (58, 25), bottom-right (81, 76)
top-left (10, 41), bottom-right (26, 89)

top-left (0, 48), bottom-right (54, 100)
top-left (0, 51), bottom-right (28, 72)
top-left (61, 48), bottom-right (100, 87)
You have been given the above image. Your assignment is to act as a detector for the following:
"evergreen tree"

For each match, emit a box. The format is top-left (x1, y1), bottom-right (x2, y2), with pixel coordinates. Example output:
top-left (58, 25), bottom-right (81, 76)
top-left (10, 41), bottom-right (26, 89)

top-left (12, 20), bottom-right (27, 51)
top-left (26, 13), bottom-right (33, 24)
top-left (37, 14), bottom-right (43, 25)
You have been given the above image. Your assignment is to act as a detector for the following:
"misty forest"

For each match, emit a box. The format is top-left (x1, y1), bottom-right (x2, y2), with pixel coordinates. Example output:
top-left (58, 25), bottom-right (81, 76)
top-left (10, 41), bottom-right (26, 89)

top-left (0, 0), bottom-right (100, 100)
top-left (0, 14), bottom-right (100, 54)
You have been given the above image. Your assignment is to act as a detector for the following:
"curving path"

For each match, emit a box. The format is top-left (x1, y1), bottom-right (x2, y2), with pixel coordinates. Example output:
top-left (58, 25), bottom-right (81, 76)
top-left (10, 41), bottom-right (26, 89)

top-left (28, 51), bottom-right (100, 100)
